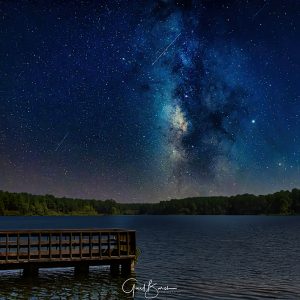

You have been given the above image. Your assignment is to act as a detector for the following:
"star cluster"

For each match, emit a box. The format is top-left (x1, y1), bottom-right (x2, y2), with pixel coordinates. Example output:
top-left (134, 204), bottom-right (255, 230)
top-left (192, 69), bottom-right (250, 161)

top-left (0, 0), bottom-right (299, 202)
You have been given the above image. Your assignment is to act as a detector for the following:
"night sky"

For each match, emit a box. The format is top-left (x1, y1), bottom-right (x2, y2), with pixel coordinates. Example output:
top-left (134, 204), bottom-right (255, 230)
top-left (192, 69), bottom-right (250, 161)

top-left (0, 1), bottom-right (299, 202)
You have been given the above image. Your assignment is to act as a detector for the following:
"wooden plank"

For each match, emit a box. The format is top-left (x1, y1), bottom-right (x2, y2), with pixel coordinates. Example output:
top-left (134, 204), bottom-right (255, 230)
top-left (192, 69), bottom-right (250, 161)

top-left (0, 240), bottom-right (109, 246)
top-left (0, 254), bottom-right (136, 265)
top-left (0, 229), bottom-right (135, 234)
top-left (0, 238), bottom-right (123, 246)
top-left (0, 240), bottom-right (129, 252)
top-left (0, 248), bottom-right (133, 257)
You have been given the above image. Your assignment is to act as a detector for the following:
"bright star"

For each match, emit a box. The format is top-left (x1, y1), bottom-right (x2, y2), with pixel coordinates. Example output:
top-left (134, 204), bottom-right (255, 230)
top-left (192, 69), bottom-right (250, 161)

top-left (251, 119), bottom-right (256, 124)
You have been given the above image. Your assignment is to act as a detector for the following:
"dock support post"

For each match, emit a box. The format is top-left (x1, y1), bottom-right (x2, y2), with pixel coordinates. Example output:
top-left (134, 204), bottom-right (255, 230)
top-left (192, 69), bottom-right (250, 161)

top-left (110, 263), bottom-right (120, 275)
top-left (74, 263), bottom-right (89, 275)
top-left (121, 259), bottom-right (135, 274)
top-left (23, 265), bottom-right (39, 277)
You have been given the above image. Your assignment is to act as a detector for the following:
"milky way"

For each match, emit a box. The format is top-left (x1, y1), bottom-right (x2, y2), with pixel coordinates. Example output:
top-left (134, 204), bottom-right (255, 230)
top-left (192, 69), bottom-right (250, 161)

top-left (134, 1), bottom-right (258, 197)
top-left (0, 1), bottom-right (299, 201)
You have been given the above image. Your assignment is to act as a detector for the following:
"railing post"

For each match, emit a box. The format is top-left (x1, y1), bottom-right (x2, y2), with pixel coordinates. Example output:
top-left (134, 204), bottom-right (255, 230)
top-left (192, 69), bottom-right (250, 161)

top-left (99, 232), bottom-right (102, 258)
top-left (28, 233), bottom-right (31, 261)
top-left (89, 232), bottom-right (92, 258)
top-left (59, 232), bottom-right (62, 259)
top-left (118, 232), bottom-right (120, 257)
top-left (80, 232), bottom-right (82, 259)
top-left (70, 232), bottom-right (72, 259)
top-left (38, 233), bottom-right (41, 259)
top-left (5, 234), bottom-right (8, 262)
top-left (131, 232), bottom-right (136, 256)
top-left (49, 233), bottom-right (52, 259)
top-left (126, 232), bottom-right (129, 256)
top-left (108, 232), bottom-right (111, 257)
top-left (17, 233), bottom-right (20, 262)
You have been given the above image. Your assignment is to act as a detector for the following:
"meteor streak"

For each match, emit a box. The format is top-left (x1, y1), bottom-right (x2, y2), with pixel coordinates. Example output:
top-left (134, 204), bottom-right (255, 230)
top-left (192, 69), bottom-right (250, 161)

top-left (55, 132), bottom-right (69, 152)
top-left (152, 33), bottom-right (181, 66)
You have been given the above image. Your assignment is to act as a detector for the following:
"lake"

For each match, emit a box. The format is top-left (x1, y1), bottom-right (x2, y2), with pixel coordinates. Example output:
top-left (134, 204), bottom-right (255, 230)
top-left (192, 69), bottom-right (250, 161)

top-left (0, 216), bottom-right (299, 299)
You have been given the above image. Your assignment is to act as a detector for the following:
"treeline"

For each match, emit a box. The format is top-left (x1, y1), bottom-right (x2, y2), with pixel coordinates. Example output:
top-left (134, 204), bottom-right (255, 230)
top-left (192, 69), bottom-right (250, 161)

top-left (0, 192), bottom-right (118, 216)
top-left (0, 189), bottom-right (299, 216)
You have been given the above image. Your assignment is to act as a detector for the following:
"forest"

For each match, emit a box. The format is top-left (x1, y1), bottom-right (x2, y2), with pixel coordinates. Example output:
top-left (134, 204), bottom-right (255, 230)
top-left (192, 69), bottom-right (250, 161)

top-left (0, 189), bottom-right (299, 216)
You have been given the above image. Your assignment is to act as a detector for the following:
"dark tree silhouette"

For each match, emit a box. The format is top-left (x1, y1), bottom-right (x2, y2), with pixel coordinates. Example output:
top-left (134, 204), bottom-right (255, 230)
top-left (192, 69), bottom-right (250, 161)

top-left (0, 189), bottom-right (299, 216)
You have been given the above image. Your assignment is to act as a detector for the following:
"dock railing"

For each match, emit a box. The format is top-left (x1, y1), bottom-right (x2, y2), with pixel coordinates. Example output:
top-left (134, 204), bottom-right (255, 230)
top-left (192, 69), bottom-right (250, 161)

top-left (0, 229), bottom-right (136, 275)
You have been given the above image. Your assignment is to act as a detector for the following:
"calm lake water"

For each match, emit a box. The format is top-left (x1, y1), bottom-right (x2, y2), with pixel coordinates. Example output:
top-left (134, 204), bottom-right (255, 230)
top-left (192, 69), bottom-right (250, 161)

top-left (0, 216), bottom-right (299, 299)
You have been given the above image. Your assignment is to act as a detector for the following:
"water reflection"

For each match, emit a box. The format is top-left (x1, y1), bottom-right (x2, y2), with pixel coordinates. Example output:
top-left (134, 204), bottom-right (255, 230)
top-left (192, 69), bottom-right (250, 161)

top-left (0, 216), bottom-right (299, 299)
top-left (0, 267), bottom-right (136, 299)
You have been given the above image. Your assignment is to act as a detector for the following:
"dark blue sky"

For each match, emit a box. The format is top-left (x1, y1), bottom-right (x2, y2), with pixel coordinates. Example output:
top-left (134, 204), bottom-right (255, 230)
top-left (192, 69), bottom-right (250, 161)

top-left (0, 0), bottom-right (299, 202)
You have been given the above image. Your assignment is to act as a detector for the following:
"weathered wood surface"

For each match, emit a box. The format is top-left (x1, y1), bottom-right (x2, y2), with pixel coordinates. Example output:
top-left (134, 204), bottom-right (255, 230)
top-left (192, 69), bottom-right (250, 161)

top-left (0, 229), bottom-right (136, 272)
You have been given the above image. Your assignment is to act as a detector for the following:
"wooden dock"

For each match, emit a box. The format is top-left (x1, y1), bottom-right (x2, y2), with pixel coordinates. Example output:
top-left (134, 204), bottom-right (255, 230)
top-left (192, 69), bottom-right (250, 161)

top-left (0, 229), bottom-right (136, 276)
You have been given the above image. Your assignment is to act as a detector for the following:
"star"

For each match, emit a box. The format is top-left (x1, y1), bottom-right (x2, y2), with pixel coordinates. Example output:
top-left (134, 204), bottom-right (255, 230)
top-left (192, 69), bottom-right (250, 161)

top-left (0, 0), bottom-right (298, 202)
